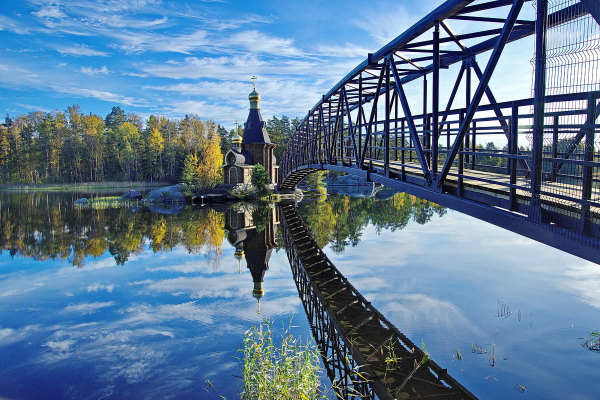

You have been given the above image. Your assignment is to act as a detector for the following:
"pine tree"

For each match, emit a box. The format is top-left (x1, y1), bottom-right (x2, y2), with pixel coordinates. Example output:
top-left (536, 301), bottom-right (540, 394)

top-left (251, 163), bottom-right (271, 195)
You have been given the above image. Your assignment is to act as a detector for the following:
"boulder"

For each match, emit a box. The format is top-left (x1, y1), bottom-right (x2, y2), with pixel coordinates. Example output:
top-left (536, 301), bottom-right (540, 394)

top-left (143, 183), bottom-right (188, 204)
top-left (73, 198), bottom-right (89, 205)
top-left (121, 190), bottom-right (143, 201)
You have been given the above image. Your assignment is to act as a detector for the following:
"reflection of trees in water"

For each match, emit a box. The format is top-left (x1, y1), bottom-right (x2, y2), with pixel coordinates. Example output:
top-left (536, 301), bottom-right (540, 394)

top-left (299, 193), bottom-right (446, 252)
top-left (0, 192), bottom-right (224, 267)
top-left (0, 192), bottom-right (444, 267)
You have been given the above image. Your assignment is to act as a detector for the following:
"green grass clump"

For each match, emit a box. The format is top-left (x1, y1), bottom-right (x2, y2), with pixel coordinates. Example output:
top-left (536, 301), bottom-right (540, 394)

top-left (241, 320), bottom-right (325, 400)
top-left (583, 330), bottom-right (600, 351)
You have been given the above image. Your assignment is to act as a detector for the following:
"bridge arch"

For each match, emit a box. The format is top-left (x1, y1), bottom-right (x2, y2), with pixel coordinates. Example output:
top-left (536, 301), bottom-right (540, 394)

top-left (278, 0), bottom-right (600, 262)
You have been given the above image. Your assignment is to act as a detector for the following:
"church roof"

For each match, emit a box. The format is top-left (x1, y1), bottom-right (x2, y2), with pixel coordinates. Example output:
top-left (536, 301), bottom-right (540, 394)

top-left (243, 110), bottom-right (272, 144)
top-left (222, 148), bottom-right (254, 166)
top-left (242, 86), bottom-right (272, 145)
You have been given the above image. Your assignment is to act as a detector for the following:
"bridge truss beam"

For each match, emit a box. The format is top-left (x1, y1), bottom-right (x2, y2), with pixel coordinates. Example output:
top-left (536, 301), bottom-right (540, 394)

top-left (279, 0), bottom-right (600, 263)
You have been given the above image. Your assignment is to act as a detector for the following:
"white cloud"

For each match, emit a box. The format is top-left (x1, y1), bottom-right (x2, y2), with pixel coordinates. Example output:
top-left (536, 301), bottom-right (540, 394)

top-left (80, 65), bottom-right (111, 75)
top-left (61, 88), bottom-right (142, 106)
top-left (225, 30), bottom-right (300, 57)
top-left (94, 0), bottom-right (163, 12)
top-left (0, 15), bottom-right (32, 34)
top-left (109, 30), bottom-right (210, 54)
top-left (33, 4), bottom-right (67, 19)
top-left (316, 43), bottom-right (371, 58)
top-left (55, 44), bottom-right (108, 57)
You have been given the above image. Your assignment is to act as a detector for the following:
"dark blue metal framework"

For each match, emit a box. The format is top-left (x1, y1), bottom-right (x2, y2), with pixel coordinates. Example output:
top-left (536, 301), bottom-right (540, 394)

top-left (279, 0), bottom-right (600, 263)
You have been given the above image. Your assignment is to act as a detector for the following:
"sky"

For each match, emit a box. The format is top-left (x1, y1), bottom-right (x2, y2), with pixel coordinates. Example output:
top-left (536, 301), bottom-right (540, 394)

top-left (0, 0), bottom-right (450, 129)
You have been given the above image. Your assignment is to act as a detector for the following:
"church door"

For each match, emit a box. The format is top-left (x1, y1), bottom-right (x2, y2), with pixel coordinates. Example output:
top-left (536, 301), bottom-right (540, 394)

top-left (229, 167), bottom-right (238, 184)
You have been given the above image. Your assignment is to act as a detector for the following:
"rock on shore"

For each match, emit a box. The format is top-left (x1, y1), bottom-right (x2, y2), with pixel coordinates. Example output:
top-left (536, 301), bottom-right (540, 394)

top-left (142, 183), bottom-right (188, 204)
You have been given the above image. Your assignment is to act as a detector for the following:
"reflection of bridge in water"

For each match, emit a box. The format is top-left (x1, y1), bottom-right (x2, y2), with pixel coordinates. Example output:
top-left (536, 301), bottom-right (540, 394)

top-left (280, 202), bottom-right (477, 400)
top-left (278, 0), bottom-right (600, 263)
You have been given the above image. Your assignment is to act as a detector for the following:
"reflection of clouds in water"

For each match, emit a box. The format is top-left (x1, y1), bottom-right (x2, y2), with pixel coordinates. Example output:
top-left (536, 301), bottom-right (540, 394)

top-left (87, 283), bottom-right (116, 292)
top-left (0, 274), bottom-right (49, 298)
top-left (0, 325), bottom-right (41, 347)
top-left (144, 276), bottom-right (249, 299)
top-left (22, 304), bottom-right (247, 398)
top-left (64, 301), bottom-right (115, 314)
top-left (148, 261), bottom-right (221, 274)
top-left (565, 262), bottom-right (600, 309)
top-left (347, 276), bottom-right (390, 291)
top-left (119, 301), bottom-right (215, 324)
top-left (373, 293), bottom-right (481, 334)
top-left (0, 236), bottom-right (299, 399)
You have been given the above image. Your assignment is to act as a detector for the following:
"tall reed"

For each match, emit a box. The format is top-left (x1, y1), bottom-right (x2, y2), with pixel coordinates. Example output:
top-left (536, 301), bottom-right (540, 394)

top-left (241, 320), bottom-right (326, 400)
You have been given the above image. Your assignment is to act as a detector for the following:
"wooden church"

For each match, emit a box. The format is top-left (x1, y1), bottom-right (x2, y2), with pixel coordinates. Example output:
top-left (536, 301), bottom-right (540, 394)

top-left (221, 79), bottom-right (278, 187)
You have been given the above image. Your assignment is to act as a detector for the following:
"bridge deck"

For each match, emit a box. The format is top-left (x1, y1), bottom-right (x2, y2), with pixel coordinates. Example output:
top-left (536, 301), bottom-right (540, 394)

top-left (281, 202), bottom-right (477, 400)
top-left (369, 159), bottom-right (600, 215)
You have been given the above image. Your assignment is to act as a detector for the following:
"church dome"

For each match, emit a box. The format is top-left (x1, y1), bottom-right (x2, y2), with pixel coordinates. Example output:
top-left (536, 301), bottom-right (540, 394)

top-left (232, 133), bottom-right (242, 145)
top-left (248, 89), bottom-right (260, 102)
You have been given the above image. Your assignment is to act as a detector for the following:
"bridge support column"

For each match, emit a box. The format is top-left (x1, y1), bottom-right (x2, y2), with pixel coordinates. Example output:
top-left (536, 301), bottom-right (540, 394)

top-left (530, 0), bottom-right (548, 223)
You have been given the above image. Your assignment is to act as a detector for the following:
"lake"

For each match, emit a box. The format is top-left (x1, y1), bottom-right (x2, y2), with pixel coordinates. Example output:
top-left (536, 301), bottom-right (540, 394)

top-left (0, 190), bottom-right (598, 399)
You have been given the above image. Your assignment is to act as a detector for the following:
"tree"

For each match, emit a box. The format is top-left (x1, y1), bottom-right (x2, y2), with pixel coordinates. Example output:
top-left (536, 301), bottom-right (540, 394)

top-left (145, 127), bottom-right (164, 182)
top-left (181, 152), bottom-right (199, 186)
top-left (105, 106), bottom-right (126, 132)
top-left (251, 163), bottom-right (271, 195)
top-left (195, 121), bottom-right (222, 190)
top-left (81, 113), bottom-right (105, 181)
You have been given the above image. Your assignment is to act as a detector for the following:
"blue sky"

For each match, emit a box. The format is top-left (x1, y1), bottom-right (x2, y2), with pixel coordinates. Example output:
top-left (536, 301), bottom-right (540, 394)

top-left (0, 0), bottom-right (448, 128)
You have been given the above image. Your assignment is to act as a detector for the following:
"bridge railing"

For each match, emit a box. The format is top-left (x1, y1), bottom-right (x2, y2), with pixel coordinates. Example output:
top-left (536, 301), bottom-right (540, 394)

top-left (280, 90), bottom-right (600, 239)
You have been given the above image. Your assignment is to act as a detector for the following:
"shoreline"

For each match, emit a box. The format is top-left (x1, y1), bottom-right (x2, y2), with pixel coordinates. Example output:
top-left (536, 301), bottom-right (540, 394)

top-left (0, 181), bottom-right (169, 192)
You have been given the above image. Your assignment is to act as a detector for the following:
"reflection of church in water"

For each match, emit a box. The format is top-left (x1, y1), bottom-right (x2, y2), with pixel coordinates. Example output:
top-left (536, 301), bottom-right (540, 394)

top-left (224, 205), bottom-right (279, 314)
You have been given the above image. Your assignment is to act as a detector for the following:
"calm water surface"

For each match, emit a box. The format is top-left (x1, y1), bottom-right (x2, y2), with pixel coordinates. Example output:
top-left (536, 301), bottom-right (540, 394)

top-left (0, 191), bottom-right (598, 399)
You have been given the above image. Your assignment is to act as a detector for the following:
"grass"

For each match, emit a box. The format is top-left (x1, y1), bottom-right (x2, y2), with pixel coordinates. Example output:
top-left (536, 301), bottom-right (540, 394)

top-left (240, 320), bottom-right (326, 400)
top-left (0, 181), bottom-right (168, 192)
top-left (582, 330), bottom-right (600, 351)
top-left (74, 196), bottom-right (141, 210)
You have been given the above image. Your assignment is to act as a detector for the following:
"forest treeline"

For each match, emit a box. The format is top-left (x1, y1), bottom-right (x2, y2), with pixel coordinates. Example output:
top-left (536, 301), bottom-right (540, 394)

top-left (0, 106), bottom-right (300, 186)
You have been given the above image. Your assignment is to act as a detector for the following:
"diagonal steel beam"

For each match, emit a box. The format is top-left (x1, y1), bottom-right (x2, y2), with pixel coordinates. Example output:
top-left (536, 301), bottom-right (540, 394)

top-left (342, 87), bottom-right (360, 164)
top-left (360, 64), bottom-right (387, 165)
top-left (438, 0), bottom-right (525, 186)
top-left (554, 98), bottom-right (600, 174)
top-left (440, 20), bottom-right (468, 50)
top-left (580, 0), bottom-right (600, 26)
top-left (390, 58), bottom-right (431, 182)
top-left (471, 61), bottom-right (531, 173)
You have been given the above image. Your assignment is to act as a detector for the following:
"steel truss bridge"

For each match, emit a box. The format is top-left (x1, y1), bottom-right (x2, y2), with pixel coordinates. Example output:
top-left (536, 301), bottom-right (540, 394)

top-left (280, 202), bottom-right (478, 400)
top-left (278, 0), bottom-right (600, 263)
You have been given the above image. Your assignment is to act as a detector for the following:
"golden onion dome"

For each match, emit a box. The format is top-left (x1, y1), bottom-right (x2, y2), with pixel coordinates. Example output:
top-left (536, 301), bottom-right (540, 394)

top-left (232, 133), bottom-right (242, 144)
top-left (248, 89), bottom-right (260, 102)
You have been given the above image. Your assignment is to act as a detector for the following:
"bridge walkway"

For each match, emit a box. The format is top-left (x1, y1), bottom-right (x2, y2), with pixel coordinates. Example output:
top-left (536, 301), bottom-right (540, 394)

top-left (364, 158), bottom-right (599, 217)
